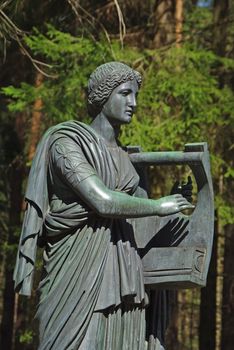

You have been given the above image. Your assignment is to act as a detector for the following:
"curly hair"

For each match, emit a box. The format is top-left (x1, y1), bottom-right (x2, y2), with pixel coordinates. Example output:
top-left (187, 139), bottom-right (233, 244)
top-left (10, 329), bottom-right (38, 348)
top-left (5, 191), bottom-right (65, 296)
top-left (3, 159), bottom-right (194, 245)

top-left (87, 61), bottom-right (142, 117)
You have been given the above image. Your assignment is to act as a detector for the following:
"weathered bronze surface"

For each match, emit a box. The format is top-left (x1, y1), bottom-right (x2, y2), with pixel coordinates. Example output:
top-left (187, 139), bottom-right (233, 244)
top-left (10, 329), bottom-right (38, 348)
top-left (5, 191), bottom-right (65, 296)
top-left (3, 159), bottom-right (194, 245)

top-left (14, 62), bottom-right (214, 350)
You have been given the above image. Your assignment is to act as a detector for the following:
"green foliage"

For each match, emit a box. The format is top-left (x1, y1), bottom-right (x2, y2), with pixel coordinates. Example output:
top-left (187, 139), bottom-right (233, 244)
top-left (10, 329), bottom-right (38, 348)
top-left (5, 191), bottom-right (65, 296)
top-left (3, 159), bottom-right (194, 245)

top-left (183, 6), bottom-right (213, 49)
top-left (2, 24), bottom-right (234, 226)
top-left (3, 83), bottom-right (37, 112)
top-left (121, 45), bottom-right (234, 225)
top-left (19, 329), bottom-right (34, 344)
top-left (1, 241), bottom-right (18, 269)
top-left (2, 25), bottom-right (113, 126)
top-left (123, 46), bottom-right (234, 150)
top-left (215, 195), bottom-right (234, 227)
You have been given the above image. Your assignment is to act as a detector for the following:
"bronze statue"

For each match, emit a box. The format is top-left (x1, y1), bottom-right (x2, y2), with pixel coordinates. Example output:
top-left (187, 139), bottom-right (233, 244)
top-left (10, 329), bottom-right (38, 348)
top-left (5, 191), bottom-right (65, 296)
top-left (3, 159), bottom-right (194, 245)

top-left (14, 62), bottom-right (213, 349)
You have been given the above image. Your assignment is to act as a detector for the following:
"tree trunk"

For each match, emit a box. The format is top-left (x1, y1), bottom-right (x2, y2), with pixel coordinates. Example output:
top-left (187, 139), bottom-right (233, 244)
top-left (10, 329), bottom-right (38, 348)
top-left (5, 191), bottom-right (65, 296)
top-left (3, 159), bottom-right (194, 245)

top-left (199, 215), bottom-right (217, 350)
top-left (28, 72), bottom-right (43, 161)
top-left (221, 224), bottom-right (234, 350)
top-left (175, 0), bottom-right (183, 47)
top-left (152, 0), bottom-right (175, 48)
top-left (216, 175), bottom-right (225, 350)
top-left (177, 290), bottom-right (189, 349)
top-left (165, 291), bottom-right (180, 350)
top-left (213, 0), bottom-right (229, 55)
top-left (0, 157), bottom-right (24, 350)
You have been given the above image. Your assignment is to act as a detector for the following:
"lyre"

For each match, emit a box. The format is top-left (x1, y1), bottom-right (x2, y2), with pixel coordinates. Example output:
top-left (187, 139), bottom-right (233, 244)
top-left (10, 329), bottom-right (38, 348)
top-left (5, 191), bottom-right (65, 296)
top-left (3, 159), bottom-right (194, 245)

top-left (129, 143), bottom-right (214, 289)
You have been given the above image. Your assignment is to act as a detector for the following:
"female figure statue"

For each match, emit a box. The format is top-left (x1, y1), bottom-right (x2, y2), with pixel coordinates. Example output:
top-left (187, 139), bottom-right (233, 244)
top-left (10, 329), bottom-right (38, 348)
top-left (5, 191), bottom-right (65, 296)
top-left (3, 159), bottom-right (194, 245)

top-left (14, 62), bottom-right (193, 349)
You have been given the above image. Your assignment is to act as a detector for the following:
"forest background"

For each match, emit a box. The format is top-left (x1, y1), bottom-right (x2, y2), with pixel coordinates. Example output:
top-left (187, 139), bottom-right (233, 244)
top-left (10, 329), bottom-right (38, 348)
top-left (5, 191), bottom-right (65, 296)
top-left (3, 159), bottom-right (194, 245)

top-left (0, 0), bottom-right (233, 349)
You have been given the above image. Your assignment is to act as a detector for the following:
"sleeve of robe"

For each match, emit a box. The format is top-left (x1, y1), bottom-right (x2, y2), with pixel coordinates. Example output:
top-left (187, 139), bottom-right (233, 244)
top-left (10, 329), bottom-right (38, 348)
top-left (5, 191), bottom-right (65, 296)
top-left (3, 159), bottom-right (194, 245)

top-left (50, 136), bottom-right (98, 188)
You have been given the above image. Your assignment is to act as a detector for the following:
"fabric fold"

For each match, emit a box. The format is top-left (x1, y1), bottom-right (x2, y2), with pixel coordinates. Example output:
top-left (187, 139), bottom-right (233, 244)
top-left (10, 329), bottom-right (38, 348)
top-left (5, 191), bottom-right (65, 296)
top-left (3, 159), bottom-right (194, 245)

top-left (14, 120), bottom-right (147, 348)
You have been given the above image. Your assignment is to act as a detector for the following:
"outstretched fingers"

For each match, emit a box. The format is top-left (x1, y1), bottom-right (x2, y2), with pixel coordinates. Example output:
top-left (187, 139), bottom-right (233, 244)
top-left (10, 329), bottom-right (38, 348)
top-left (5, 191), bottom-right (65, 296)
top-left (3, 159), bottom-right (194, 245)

top-left (179, 202), bottom-right (195, 210)
top-left (176, 195), bottom-right (195, 210)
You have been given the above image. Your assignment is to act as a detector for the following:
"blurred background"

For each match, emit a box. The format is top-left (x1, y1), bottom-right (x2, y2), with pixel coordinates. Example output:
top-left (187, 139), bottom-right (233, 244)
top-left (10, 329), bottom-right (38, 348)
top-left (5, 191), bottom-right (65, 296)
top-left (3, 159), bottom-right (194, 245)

top-left (0, 0), bottom-right (233, 349)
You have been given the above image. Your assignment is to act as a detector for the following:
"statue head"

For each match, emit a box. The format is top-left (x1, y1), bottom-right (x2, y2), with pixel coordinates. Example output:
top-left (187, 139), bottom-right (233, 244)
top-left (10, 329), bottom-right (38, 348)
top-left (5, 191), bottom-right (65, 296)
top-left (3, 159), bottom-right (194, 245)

top-left (87, 61), bottom-right (142, 118)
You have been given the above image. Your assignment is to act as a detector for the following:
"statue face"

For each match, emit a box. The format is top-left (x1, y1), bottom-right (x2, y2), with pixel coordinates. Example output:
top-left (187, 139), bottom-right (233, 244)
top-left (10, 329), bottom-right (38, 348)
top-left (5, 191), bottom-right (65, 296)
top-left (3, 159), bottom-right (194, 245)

top-left (102, 80), bottom-right (138, 125)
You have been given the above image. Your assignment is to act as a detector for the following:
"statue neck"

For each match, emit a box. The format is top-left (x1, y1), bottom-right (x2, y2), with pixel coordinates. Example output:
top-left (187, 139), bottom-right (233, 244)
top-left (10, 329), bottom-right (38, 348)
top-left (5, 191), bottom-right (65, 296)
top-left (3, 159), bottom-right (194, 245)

top-left (90, 113), bottom-right (120, 147)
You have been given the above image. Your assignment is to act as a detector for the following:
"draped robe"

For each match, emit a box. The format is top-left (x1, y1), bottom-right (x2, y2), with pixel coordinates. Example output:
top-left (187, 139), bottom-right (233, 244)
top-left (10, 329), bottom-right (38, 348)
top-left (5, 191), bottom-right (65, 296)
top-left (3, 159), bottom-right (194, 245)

top-left (14, 121), bottom-right (150, 349)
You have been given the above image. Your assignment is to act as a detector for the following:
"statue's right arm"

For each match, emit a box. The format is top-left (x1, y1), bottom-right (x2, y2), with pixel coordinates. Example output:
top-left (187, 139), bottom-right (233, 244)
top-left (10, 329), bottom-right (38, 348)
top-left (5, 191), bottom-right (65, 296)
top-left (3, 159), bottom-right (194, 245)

top-left (51, 137), bottom-right (194, 219)
top-left (76, 175), bottom-right (193, 218)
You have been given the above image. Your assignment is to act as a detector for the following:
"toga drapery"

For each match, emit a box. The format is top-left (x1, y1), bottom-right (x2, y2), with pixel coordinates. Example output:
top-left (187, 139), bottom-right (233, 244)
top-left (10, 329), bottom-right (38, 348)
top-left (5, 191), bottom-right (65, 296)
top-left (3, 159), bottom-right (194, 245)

top-left (14, 121), bottom-right (153, 349)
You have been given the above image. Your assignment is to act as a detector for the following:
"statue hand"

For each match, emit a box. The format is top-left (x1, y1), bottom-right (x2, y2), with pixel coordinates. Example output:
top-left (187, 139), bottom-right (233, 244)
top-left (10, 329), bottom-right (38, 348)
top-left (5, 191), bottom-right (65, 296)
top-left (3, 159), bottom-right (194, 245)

top-left (157, 194), bottom-right (195, 217)
top-left (170, 176), bottom-right (193, 203)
